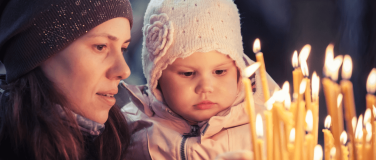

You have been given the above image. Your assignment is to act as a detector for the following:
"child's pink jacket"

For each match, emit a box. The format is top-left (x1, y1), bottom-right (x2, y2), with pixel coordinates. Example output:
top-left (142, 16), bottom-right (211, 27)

top-left (121, 57), bottom-right (278, 160)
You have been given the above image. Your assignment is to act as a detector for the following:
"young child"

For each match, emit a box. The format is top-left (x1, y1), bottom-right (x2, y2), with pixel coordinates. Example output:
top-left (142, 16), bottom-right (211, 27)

top-left (121, 0), bottom-right (278, 159)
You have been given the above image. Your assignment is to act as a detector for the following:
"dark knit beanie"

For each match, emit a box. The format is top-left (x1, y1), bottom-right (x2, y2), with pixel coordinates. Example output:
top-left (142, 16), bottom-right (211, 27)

top-left (0, 0), bottom-right (133, 83)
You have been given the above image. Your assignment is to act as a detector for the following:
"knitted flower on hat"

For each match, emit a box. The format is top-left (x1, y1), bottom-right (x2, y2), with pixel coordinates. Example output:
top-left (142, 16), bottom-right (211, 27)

top-left (144, 13), bottom-right (174, 63)
top-left (142, 0), bottom-right (246, 102)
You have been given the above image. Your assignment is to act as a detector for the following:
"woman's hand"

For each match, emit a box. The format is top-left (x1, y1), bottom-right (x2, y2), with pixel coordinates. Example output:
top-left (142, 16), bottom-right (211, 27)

top-left (214, 150), bottom-right (253, 160)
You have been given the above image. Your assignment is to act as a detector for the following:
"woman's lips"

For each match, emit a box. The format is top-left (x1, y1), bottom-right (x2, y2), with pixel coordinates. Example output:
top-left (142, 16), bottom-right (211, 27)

top-left (96, 93), bottom-right (116, 106)
top-left (194, 100), bottom-right (216, 110)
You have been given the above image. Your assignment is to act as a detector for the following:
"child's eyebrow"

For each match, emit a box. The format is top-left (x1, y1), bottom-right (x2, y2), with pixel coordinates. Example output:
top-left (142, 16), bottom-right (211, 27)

top-left (215, 61), bottom-right (235, 67)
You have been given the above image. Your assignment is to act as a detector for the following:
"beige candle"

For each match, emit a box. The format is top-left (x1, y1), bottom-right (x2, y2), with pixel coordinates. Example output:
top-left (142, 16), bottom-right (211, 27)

top-left (292, 50), bottom-right (303, 96)
top-left (312, 72), bottom-right (320, 145)
top-left (306, 110), bottom-right (314, 160)
top-left (253, 38), bottom-right (270, 101)
top-left (314, 145), bottom-right (324, 160)
top-left (264, 106), bottom-right (273, 160)
top-left (243, 63), bottom-right (261, 160)
top-left (256, 114), bottom-right (264, 160)
top-left (330, 147), bottom-right (337, 160)
top-left (355, 115), bottom-right (364, 160)
top-left (301, 61), bottom-right (312, 110)
top-left (366, 68), bottom-right (376, 113)
top-left (323, 115), bottom-right (334, 160)
top-left (340, 131), bottom-right (349, 160)
top-left (288, 128), bottom-right (295, 160)
top-left (294, 80), bottom-right (306, 160)
top-left (373, 110), bottom-right (376, 160)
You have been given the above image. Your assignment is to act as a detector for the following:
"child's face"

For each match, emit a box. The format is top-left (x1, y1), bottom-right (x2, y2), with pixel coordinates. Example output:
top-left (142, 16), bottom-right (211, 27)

top-left (158, 51), bottom-right (239, 124)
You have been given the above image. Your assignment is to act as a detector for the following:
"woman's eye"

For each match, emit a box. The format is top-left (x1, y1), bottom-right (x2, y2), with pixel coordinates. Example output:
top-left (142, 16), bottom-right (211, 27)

top-left (95, 45), bottom-right (106, 51)
top-left (179, 72), bottom-right (195, 77)
top-left (215, 70), bottom-right (226, 75)
top-left (121, 48), bottom-right (128, 53)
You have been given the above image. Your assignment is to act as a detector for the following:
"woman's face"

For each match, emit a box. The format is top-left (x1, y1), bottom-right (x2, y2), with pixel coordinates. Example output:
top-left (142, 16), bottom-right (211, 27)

top-left (41, 17), bottom-right (131, 123)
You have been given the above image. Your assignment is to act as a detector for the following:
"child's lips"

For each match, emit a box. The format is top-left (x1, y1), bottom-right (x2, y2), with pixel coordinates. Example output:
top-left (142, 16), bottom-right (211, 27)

top-left (194, 100), bottom-right (216, 110)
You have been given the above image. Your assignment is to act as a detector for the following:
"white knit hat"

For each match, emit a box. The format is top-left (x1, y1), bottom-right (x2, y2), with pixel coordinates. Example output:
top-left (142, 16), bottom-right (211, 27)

top-left (142, 0), bottom-right (246, 102)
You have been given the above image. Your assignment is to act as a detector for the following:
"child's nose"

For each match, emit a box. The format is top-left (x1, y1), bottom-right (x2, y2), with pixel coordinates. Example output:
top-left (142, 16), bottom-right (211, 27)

top-left (195, 76), bottom-right (214, 95)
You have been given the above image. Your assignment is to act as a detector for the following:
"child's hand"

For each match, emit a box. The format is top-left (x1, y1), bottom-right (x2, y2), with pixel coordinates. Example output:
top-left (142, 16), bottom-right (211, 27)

top-left (214, 150), bottom-right (253, 160)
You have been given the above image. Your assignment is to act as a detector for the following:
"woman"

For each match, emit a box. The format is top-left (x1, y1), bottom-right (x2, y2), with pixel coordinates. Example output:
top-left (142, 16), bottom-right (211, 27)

top-left (0, 0), bottom-right (133, 159)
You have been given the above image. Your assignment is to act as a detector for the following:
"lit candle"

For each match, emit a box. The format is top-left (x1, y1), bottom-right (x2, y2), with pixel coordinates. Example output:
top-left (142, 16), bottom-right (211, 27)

top-left (264, 100), bottom-right (273, 160)
top-left (340, 131), bottom-right (349, 160)
top-left (288, 128), bottom-right (295, 160)
top-left (253, 38), bottom-right (270, 101)
top-left (330, 147), bottom-right (337, 160)
top-left (340, 55), bottom-right (357, 160)
top-left (365, 122), bottom-right (372, 159)
top-left (292, 50), bottom-right (303, 97)
top-left (355, 115), bottom-right (364, 160)
top-left (314, 145), bottom-right (324, 160)
top-left (373, 106), bottom-right (376, 160)
top-left (272, 93), bottom-right (289, 160)
top-left (312, 72), bottom-right (320, 145)
top-left (256, 114), bottom-right (265, 160)
top-left (366, 69), bottom-right (376, 116)
top-left (305, 110), bottom-right (314, 160)
top-left (243, 63), bottom-right (261, 160)
top-left (323, 115), bottom-right (334, 160)
top-left (299, 45), bottom-right (312, 110)
top-left (294, 80), bottom-right (306, 160)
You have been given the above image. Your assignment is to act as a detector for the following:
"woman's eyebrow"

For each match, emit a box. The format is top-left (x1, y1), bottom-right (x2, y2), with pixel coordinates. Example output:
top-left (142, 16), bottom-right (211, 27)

top-left (88, 33), bottom-right (131, 43)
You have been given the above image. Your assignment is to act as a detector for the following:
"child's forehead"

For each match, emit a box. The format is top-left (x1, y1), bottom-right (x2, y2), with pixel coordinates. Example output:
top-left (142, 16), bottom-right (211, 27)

top-left (170, 51), bottom-right (236, 68)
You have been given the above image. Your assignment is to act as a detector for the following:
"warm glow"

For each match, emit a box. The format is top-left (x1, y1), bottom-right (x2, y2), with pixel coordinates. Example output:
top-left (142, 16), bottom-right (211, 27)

top-left (330, 147), bottom-right (336, 158)
top-left (256, 114), bottom-right (263, 137)
top-left (324, 44), bottom-right (334, 77)
top-left (299, 44), bottom-right (311, 65)
top-left (244, 62), bottom-right (261, 78)
top-left (364, 108), bottom-right (371, 124)
top-left (265, 97), bottom-right (274, 111)
top-left (337, 94), bottom-right (343, 108)
top-left (330, 55), bottom-right (343, 81)
top-left (313, 145), bottom-right (323, 160)
top-left (273, 90), bottom-right (285, 103)
top-left (366, 122), bottom-right (372, 142)
top-left (373, 105), bottom-right (376, 117)
top-left (312, 72), bottom-right (320, 101)
top-left (342, 55), bottom-right (352, 80)
top-left (284, 93), bottom-right (291, 110)
top-left (301, 61), bottom-right (309, 77)
top-left (292, 50), bottom-right (298, 68)
top-left (306, 110), bottom-right (313, 132)
top-left (340, 131), bottom-right (347, 145)
top-left (299, 79), bottom-right (307, 94)
top-left (282, 81), bottom-right (290, 94)
top-left (352, 117), bottom-right (357, 133)
top-left (324, 115), bottom-right (332, 129)
top-left (253, 38), bottom-right (261, 53)
top-left (355, 115), bottom-right (364, 140)
top-left (289, 128), bottom-right (295, 143)
top-left (366, 68), bottom-right (376, 94)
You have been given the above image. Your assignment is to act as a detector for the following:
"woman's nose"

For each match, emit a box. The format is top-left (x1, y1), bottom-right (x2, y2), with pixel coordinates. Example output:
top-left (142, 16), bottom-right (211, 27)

top-left (107, 51), bottom-right (131, 80)
top-left (195, 76), bottom-right (214, 95)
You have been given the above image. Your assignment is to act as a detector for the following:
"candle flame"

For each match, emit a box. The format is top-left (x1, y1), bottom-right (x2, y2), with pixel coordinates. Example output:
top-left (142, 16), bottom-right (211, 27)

top-left (253, 38), bottom-right (261, 53)
top-left (299, 79), bottom-right (307, 94)
top-left (366, 122), bottom-right (372, 142)
top-left (264, 97), bottom-right (275, 111)
top-left (364, 108), bottom-right (371, 124)
top-left (282, 81), bottom-right (290, 94)
top-left (324, 115), bottom-right (331, 129)
top-left (306, 110), bottom-right (313, 132)
top-left (312, 72), bottom-right (320, 101)
top-left (366, 68), bottom-right (376, 94)
top-left (352, 117), bottom-right (357, 133)
top-left (330, 147), bottom-right (336, 158)
top-left (355, 115), bottom-right (363, 140)
top-left (289, 128), bottom-right (295, 143)
top-left (284, 93), bottom-right (291, 110)
top-left (256, 114), bottom-right (263, 137)
top-left (244, 62), bottom-right (261, 78)
top-left (301, 61), bottom-right (309, 77)
top-left (324, 44), bottom-right (334, 77)
top-left (292, 50), bottom-right (298, 68)
top-left (313, 145), bottom-right (323, 160)
top-left (373, 105), bottom-right (376, 118)
top-left (342, 55), bottom-right (352, 80)
top-left (337, 94), bottom-right (343, 108)
top-left (299, 44), bottom-right (311, 64)
top-left (329, 55), bottom-right (343, 81)
top-left (340, 131), bottom-right (347, 145)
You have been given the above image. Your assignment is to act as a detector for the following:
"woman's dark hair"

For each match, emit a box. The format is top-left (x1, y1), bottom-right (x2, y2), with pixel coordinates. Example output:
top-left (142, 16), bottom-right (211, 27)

top-left (0, 67), bottom-right (131, 160)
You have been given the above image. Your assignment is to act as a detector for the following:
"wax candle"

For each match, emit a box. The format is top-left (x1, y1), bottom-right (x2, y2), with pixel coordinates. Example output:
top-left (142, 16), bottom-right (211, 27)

top-left (312, 72), bottom-right (320, 145)
top-left (264, 108), bottom-right (273, 160)
top-left (288, 128), bottom-right (295, 160)
top-left (292, 50), bottom-right (303, 96)
top-left (340, 131), bottom-right (349, 160)
top-left (323, 115), bottom-right (334, 160)
top-left (243, 63), bottom-right (261, 160)
top-left (330, 147), bottom-right (337, 160)
top-left (256, 114), bottom-right (264, 160)
top-left (301, 61), bottom-right (312, 111)
top-left (294, 80), bottom-right (306, 160)
top-left (364, 110), bottom-right (373, 160)
top-left (340, 55), bottom-right (357, 160)
top-left (366, 69), bottom-right (376, 114)
top-left (306, 110), bottom-right (314, 160)
top-left (355, 115), bottom-right (364, 160)
top-left (314, 145), bottom-right (324, 160)
top-left (253, 38), bottom-right (270, 101)
top-left (373, 107), bottom-right (376, 160)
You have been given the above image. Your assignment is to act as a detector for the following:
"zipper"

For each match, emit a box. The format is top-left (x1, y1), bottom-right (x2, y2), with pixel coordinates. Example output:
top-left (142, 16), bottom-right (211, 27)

top-left (180, 125), bottom-right (200, 160)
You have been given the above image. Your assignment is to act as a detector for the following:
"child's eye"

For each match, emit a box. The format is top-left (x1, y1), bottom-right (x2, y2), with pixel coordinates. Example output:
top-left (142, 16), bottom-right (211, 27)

top-left (214, 70), bottom-right (227, 75)
top-left (95, 44), bottom-right (107, 51)
top-left (179, 72), bottom-right (195, 77)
